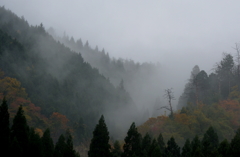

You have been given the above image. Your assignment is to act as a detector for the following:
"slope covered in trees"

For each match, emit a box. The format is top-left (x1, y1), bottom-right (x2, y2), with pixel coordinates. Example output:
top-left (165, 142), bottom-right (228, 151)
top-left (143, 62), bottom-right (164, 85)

top-left (0, 6), bottom-right (136, 141)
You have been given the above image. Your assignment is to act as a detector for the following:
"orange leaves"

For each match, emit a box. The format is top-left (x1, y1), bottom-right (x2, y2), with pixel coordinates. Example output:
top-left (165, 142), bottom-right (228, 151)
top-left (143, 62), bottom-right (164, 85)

top-left (174, 113), bottom-right (191, 126)
top-left (50, 112), bottom-right (69, 140)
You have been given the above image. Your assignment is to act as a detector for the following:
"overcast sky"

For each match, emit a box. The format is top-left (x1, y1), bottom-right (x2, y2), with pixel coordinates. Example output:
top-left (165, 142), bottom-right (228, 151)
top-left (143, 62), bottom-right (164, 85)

top-left (2, 0), bottom-right (240, 75)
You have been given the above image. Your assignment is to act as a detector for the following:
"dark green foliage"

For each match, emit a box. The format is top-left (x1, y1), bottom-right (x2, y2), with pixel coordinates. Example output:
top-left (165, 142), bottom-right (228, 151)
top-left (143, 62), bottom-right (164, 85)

top-left (65, 129), bottom-right (78, 157)
top-left (0, 97), bottom-right (9, 153)
top-left (54, 134), bottom-right (66, 157)
top-left (28, 128), bottom-right (42, 157)
top-left (218, 139), bottom-right (229, 157)
top-left (229, 127), bottom-right (240, 157)
top-left (42, 128), bottom-right (54, 157)
top-left (201, 126), bottom-right (219, 156)
top-left (88, 115), bottom-right (111, 157)
top-left (10, 105), bottom-right (29, 156)
top-left (181, 139), bottom-right (191, 157)
top-left (157, 133), bottom-right (165, 156)
top-left (112, 140), bottom-right (122, 157)
top-left (122, 122), bottom-right (142, 157)
top-left (141, 133), bottom-right (152, 156)
top-left (149, 139), bottom-right (162, 157)
top-left (190, 135), bottom-right (203, 157)
top-left (165, 136), bottom-right (180, 157)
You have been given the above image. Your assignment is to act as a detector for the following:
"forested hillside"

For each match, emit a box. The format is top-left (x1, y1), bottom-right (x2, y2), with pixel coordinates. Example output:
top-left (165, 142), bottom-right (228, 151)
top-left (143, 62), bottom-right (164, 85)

top-left (48, 30), bottom-right (164, 119)
top-left (0, 6), bottom-right (136, 141)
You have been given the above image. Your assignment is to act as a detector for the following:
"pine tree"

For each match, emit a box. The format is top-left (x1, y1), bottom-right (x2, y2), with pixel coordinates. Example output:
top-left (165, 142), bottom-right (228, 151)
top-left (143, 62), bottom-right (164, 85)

top-left (88, 115), bottom-right (111, 157)
top-left (122, 122), bottom-right (142, 157)
top-left (218, 139), bottom-right (229, 157)
top-left (229, 127), bottom-right (240, 157)
top-left (28, 128), bottom-right (42, 157)
top-left (141, 133), bottom-right (152, 156)
top-left (10, 105), bottom-right (29, 157)
top-left (165, 136), bottom-right (180, 157)
top-left (0, 97), bottom-right (9, 154)
top-left (54, 134), bottom-right (66, 157)
top-left (201, 126), bottom-right (219, 156)
top-left (190, 135), bottom-right (203, 157)
top-left (181, 139), bottom-right (191, 157)
top-left (42, 128), bottom-right (54, 157)
top-left (65, 129), bottom-right (78, 157)
top-left (157, 133), bottom-right (165, 156)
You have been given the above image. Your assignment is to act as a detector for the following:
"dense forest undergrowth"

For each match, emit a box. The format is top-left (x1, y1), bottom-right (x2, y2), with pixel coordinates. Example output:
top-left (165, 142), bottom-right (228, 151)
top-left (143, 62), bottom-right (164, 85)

top-left (1, 5), bottom-right (240, 157)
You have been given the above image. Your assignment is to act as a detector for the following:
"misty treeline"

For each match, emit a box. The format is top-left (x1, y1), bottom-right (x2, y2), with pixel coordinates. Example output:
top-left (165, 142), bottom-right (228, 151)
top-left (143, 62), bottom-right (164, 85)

top-left (88, 115), bottom-right (240, 157)
top-left (0, 5), bottom-right (142, 141)
top-left (0, 98), bottom-right (80, 157)
top-left (178, 52), bottom-right (240, 109)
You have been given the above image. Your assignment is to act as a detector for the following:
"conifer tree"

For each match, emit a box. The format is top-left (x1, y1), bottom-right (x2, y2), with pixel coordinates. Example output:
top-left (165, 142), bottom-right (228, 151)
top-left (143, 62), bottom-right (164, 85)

top-left (54, 134), bottom-right (66, 157)
top-left (141, 133), bottom-right (152, 156)
top-left (65, 129), bottom-right (79, 157)
top-left (190, 135), bottom-right (203, 157)
top-left (42, 128), bottom-right (54, 157)
top-left (157, 133), bottom-right (165, 156)
top-left (28, 128), bottom-right (42, 157)
top-left (10, 105), bottom-right (29, 156)
top-left (181, 139), bottom-right (191, 157)
top-left (201, 126), bottom-right (219, 156)
top-left (218, 139), bottom-right (229, 157)
top-left (122, 122), bottom-right (142, 157)
top-left (229, 127), bottom-right (240, 157)
top-left (0, 97), bottom-right (9, 154)
top-left (165, 136), bottom-right (180, 157)
top-left (88, 115), bottom-right (111, 157)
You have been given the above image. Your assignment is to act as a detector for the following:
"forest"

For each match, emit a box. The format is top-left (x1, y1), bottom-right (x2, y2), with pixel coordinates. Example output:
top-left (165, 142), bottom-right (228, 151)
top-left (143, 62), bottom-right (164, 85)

top-left (0, 5), bottom-right (240, 157)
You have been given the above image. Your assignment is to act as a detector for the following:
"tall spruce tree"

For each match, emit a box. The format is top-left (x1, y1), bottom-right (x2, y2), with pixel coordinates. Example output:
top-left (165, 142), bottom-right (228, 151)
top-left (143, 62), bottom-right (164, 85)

top-left (10, 105), bottom-right (29, 157)
top-left (157, 133), bottom-right (165, 156)
top-left (0, 97), bottom-right (9, 154)
top-left (165, 136), bottom-right (180, 157)
top-left (122, 122), bottom-right (142, 157)
top-left (181, 139), bottom-right (191, 157)
top-left (88, 115), bottom-right (111, 157)
top-left (201, 126), bottom-right (219, 156)
top-left (229, 127), bottom-right (240, 157)
top-left (42, 128), bottom-right (54, 157)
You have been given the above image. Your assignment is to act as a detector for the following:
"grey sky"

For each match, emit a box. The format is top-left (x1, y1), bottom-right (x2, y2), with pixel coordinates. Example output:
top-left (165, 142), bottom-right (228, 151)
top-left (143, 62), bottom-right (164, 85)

top-left (1, 0), bottom-right (240, 74)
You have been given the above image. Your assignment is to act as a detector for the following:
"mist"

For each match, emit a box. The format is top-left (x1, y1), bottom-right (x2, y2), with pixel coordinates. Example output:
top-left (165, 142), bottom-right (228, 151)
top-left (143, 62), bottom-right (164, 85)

top-left (2, 0), bottom-right (240, 139)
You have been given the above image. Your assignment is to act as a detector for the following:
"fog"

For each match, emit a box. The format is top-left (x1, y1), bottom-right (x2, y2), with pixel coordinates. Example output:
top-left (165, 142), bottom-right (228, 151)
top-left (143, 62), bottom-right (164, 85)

top-left (2, 0), bottom-right (240, 133)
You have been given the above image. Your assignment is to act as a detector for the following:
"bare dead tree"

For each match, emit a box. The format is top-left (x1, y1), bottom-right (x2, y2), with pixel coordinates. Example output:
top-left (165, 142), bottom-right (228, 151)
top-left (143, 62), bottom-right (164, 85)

top-left (158, 88), bottom-right (175, 117)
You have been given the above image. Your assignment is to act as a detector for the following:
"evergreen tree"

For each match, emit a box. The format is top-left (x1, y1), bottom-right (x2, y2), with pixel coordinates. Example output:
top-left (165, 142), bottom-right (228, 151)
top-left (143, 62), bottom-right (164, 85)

top-left (0, 97), bottom-right (9, 154)
top-left (10, 105), bottom-right (29, 157)
top-left (190, 135), bottom-right (203, 157)
top-left (65, 129), bottom-right (78, 157)
top-left (141, 133), bottom-right (152, 156)
top-left (28, 128), bottom-right (42, 157)
top-left (181, 139), bottom-right (191, 157)
top-left (54, 134), bottom-right (66, 157)
top-left (201, 126), bottom-right (219, 156)
top-left (157, 133), bottom-right (165, 156)
top-left (165, 136), bottom-right (180, 157)
top-left (88, 115), bottom-right (111, 157)
top-left (218, 139), bottom-right (230, 157)
top-left (229, 127), bottom-right (240, 157)
top-left (122, 122), bottom-right (142, 157)
top-left (41, 128), bottom-right (54, 157)
top-left (149, 139), bottom-right (162, 157)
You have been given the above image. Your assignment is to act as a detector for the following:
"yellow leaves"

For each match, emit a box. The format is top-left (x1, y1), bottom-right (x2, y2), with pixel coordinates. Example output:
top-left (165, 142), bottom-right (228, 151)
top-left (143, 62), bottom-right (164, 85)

top-left (229, 85), bottom-right (240, 100)
top-left (0, 76), bottom-right (28, 100)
